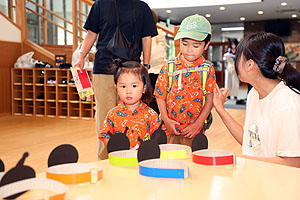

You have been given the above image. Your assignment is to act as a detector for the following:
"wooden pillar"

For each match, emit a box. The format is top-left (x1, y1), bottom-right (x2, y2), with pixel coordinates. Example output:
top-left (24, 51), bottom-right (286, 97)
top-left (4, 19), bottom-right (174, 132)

top-left (174, 26), bottom-right (180, 57)
top-left (16, 0), bottom-right (27, 42)
top-left (79, 1), bottom-right (83, 43)
top-left (8, 0), bottom-right (13, 20)
top-left (43, 0), bottom-right (48, 44)
top-left (72, 0), bottom-right (78, 52)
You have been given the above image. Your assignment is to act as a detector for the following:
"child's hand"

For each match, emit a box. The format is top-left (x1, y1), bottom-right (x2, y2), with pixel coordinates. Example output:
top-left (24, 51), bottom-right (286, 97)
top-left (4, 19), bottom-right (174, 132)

top-left (164, 118), bottom-right (180, 135)
top-left (213, 84), bottom-right (228, 112)
top-left (181, 122), bottom-right (202, 138)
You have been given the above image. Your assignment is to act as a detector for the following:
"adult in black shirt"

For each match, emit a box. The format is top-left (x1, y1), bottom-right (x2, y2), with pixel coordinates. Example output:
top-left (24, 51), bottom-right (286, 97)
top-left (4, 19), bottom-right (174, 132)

top-left (75, 0), bottom-right (157, 160)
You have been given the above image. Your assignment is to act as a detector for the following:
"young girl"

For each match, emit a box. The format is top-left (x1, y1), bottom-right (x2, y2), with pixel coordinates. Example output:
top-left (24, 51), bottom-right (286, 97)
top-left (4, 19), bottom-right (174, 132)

top-left (213, 32), bottom-right (300, 168)
top-left (99, 59), bottom-right (161, 157)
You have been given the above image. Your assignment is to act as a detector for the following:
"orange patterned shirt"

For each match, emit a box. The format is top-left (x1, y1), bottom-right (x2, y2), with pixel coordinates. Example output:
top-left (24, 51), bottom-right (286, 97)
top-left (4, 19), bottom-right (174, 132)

top-left (154, 55), bottom-right (216, 136)
top-left (99, 101), bottom-right (161, 150)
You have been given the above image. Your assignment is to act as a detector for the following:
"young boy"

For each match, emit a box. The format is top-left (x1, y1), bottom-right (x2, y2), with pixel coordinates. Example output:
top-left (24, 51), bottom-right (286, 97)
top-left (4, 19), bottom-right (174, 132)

top-left (154, 14), bottom-right (217, 147)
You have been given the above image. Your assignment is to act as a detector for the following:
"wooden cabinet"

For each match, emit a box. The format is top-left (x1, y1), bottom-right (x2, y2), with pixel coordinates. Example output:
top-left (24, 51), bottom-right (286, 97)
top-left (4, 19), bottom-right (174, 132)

top-left (11, 68), bottom-right (95, 119)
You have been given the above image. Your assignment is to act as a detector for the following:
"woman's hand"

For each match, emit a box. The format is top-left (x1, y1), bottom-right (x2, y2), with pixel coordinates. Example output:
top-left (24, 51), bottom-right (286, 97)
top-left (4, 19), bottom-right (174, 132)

top-left (213, 84), bottom-right (228, 112)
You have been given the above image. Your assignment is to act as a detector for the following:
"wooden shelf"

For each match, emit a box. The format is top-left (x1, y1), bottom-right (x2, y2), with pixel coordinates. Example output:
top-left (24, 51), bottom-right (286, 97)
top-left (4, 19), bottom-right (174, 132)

top-left (11, 68), bottom-right (94, 119)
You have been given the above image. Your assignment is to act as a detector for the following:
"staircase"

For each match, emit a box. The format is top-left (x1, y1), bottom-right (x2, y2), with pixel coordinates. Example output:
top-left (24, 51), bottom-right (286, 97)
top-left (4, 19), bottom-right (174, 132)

top-left (0, 0), bottom-right (94, 115)
top-left (0, 0), bottom-right (94, 64)
top-left (0, 0), bottom-right (175, 116)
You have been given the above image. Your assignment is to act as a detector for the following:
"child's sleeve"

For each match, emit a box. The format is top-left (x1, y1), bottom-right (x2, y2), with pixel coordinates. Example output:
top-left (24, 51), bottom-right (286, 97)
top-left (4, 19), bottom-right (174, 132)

top-left (153, 64), bottom-right (169, 101)
top-left (99, 111), bottom-right (114, 142)
top-left (205, 65), bottom-right (217, 95)
top-left (148, 110), bottom-right (162, 134)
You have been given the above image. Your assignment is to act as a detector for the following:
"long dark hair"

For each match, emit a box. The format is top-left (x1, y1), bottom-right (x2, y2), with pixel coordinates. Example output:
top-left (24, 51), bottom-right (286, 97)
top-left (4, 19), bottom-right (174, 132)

top-left (235, 32), bottom-right (300, 94)
top-left (110, 59), bottom-right (153, 105)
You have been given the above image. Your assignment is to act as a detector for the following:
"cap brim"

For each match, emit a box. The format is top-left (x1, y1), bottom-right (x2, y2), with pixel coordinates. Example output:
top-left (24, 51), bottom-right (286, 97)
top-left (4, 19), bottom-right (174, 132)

top-left (174, 31), bottom-right (208, 41)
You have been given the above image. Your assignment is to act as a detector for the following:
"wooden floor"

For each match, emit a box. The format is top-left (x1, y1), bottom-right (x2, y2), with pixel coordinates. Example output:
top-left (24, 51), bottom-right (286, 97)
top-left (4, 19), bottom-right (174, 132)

top-left (0, 108), bottom-right (245, 173)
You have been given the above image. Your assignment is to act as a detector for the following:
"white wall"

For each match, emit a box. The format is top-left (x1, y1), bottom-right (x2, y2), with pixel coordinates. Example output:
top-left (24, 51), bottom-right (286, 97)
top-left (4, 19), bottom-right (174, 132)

top-left (0, 14), bottom-right (21, 43)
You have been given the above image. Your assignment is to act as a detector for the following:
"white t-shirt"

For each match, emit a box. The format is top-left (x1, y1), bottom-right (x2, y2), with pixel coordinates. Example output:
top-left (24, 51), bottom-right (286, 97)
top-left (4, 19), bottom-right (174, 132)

top-left (148, 29), bottom-right (168, 74)
top-left (242, 81), bottom-right (300, 157)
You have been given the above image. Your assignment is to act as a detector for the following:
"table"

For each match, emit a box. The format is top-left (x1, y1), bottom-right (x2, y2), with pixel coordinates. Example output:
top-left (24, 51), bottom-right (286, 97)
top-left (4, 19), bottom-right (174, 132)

top-left (21, 157), bottom-right (300, 200)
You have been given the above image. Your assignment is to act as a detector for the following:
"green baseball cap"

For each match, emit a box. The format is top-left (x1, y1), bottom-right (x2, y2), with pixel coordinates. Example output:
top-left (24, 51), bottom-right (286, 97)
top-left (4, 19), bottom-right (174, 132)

top-left (174, 14), bottom-right (211, 41)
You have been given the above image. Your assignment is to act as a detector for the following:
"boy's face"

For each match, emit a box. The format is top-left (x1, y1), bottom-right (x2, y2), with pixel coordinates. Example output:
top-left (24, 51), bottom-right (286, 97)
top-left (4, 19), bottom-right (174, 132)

top-left (180, 38), bottom-right (210, 65)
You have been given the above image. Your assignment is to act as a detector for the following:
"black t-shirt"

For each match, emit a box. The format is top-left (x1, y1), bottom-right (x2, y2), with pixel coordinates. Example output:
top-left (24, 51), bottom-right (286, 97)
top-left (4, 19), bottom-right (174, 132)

top-left (84, 0), bottom-right (158, 74)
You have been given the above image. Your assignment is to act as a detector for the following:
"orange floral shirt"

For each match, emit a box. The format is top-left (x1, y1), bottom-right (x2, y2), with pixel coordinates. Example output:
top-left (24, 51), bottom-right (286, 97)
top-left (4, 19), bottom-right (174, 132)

top-left (99, 101), bottom-right (161, 150)
top-left (154, 55), bottom-right (216, 136)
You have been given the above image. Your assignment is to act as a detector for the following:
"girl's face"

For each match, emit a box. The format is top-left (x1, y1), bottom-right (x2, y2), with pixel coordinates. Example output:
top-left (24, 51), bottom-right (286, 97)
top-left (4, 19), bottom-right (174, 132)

top-left (237, 55), bottom-right (249, 83)
top-left (116, 72), bottom-right (145, 111)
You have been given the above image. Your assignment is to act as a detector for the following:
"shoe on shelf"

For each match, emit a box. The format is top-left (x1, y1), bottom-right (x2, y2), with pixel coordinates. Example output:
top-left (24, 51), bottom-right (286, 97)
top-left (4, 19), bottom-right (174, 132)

top-left (236, 99), bottom-right (246, 105)
top-left (47, 78), bottom-right (56, 84)
top-left (38, 78), bottom-right (44, 84)
top-left (69, 78), bottom-right (75, 85)
top-left (37, 94), bottom-right (44, 99)
top-left (61, 79), bottom-right (68, 84)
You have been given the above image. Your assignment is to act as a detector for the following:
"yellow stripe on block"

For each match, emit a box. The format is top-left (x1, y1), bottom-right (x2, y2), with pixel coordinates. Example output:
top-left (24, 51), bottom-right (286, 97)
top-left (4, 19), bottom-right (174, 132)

top-left (160, 149), bottom-right (187, 159)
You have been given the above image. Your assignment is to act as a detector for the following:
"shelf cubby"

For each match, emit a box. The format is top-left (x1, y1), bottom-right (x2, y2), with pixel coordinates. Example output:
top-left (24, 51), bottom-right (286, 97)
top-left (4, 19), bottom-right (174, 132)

top-left (35, 101), bottom-right (45, 116)
top-left (57, 70), bottom-right (68, 85)
top-left (11, 68), bottom-right (94, 119)
top-left (12, 68), bottom-right (22, 83)
top-left (23, 69), bottom-right (33, 84)
top-left (46, 101), bottom-right (56, 117)
top-left (24, 85), bottom-right (33, 99)
top-left (12, 99), bottom-right (23, 115)
top-left (58, 86), bottom-right (67, 101)
top-left (34, 69), bottom-right (45, 85)
top-left (81, 103), bottom-right (93, 119)
top-left (35, 85), bottom-right (44, 100)
top-left (69, 102), bottom-right (80, 118)
top-left (45, 85), bottom-right (56, 101)
top-left (24, 100), bottom-right (34, 116)
top-left (13, 85), bottom-right (22, 99)
top-left (58, 102), bottom-right (68, 118)
top-left (69, 87), bottom-right (80, 101)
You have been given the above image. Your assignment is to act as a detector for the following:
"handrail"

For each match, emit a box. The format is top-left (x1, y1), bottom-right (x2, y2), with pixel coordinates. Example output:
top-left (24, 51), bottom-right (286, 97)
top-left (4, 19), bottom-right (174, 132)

top-left (19, 0), bottom-right (174, 55)
top-left (0, 11), bottom-right (21, 30)
top-left (21, 0), bottom-right (92, 48)
top-left (25, 7), bottom-right (85, 40)
top-left (80, 0), bottom-right (94, 6)
top-left (157, 24), bottom-right (175, 37)
top-left (72, 0), bottom-right (94, 51)
top-left (27, 0), bottom-right (73, 25)
top-left (26, 7), bottom-right (73, 34)
top-left (23, 39), bottom-right (55, 65)
top-left (79, 11), bottom-right (88, 18)
top-left (78, 18), bottom-right (86, 24)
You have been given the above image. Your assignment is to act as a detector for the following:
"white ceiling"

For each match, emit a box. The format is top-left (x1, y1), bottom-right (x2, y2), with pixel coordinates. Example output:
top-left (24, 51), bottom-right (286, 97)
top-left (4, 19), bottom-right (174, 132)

top-left (151, 0), bottom-right (300, 25)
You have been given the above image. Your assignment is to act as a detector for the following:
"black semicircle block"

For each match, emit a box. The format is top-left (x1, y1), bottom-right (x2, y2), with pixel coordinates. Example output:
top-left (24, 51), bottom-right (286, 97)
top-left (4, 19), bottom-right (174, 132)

top-left (137, 139), bottom-right (160, 163)
top-left (151, 123), bottom-right (167, 145)
top-left (107, 127), bottom-right (130, 154)
top-left (48, 144), bottom-right (79, 167)
top-left (0, 158), bottom-right (4, 172)
top-left (191, 132), bottom-right (208, 152)
top-left (0, 152), bottom-right (35, 199)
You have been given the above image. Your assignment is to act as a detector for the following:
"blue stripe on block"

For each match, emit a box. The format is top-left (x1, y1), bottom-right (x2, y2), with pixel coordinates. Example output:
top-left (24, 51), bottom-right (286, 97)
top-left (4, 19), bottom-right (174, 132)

top-left (139, 165), bottom-right (185, 179)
